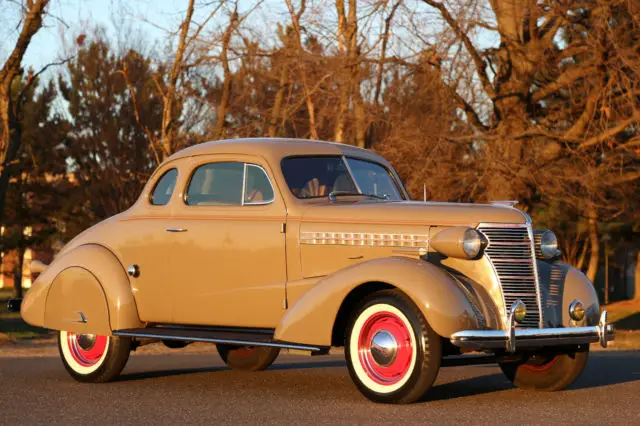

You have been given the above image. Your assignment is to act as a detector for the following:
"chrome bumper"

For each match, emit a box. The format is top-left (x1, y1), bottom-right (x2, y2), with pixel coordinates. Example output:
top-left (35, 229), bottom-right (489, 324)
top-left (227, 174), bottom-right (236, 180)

top-left (451, 310), bottom-right (615, 353)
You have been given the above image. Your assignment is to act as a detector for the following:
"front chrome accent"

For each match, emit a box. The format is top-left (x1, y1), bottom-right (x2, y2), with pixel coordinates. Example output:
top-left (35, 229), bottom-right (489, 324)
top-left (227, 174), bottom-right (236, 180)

top-left (569, 299), bottom-right (586, 321)
top-left (512, 300), bottom-right (527, 323)
top-left (451, 309), bottom-right (615, 351)
top-left (598, 310), bottom-right (609, 348)
top-left (370, 330), bottom-right (398, 366)
top-left (478, 223), bottom-right (543, 328)
top-left (506, 302), bottom-right (517, 352)
top-left (300, 231), bottom-right (428, 248)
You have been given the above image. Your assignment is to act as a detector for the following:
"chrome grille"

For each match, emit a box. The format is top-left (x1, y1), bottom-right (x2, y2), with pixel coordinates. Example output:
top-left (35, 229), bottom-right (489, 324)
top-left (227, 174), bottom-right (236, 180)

top-left (479, 225), bottom-right (542, 328)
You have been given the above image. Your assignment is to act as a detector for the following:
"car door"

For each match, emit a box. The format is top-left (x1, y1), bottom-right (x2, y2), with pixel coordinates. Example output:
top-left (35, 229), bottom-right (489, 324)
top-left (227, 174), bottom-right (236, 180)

top-left (116, 165), bottom-right (183, 323)
top-left (169, 155), bottom-right (288, 328)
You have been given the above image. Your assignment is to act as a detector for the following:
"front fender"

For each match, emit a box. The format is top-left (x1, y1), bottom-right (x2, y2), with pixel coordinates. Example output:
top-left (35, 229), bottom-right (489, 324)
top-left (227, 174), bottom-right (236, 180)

top-left (274, 257), bottom-right (483, 346)
top-left (21, 244), bottom-right (142, 334)
top-left (538, 260), bottom-right (600, 327)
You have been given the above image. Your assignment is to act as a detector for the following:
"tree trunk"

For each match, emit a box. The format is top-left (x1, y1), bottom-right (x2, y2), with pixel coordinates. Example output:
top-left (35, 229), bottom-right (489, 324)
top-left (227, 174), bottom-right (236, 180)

top-left (13, 244), bottom-right (25, 299)
top-left (634, 250), bottom-right (640, 301)
top-left (0, 0), bottom-right (49, 222)
top-left (585, 206), bottom-right (599, 283)
top-left (268, 66), bottom-right (288, 137)
top-left (334, 0), bottom-right (348, 143)
top-left (215, 11), bottom-right (239, 140)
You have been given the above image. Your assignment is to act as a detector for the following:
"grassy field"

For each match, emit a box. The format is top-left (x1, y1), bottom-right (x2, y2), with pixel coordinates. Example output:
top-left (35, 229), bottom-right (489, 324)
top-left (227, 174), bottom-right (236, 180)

top-left (0, 288), bottom-right (54, 342)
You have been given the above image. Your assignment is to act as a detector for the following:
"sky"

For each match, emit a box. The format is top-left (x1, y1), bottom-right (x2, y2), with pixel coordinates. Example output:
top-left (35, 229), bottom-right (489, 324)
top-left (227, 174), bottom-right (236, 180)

top-left (2, 0), bottom-right (213, 74)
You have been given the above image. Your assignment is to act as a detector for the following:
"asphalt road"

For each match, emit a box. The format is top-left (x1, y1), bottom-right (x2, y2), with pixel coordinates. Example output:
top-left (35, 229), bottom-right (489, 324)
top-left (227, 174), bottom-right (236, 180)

top-left (1, 349), bottom-right (640, 424)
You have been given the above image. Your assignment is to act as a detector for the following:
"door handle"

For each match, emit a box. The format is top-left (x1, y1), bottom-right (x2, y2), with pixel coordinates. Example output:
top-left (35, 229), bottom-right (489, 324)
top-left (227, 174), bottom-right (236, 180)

top-left (166, 228), bottom-right (188, 232)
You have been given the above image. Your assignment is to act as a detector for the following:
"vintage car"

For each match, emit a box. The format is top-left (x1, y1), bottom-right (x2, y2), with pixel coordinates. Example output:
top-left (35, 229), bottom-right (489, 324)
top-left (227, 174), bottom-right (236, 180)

top-left (9, 138), bottom-right (614, 403)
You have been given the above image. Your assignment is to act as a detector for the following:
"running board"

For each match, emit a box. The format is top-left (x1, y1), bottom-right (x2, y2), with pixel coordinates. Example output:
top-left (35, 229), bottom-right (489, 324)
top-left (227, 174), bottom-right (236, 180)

top-left (113, 325), bottom-right (327, 353)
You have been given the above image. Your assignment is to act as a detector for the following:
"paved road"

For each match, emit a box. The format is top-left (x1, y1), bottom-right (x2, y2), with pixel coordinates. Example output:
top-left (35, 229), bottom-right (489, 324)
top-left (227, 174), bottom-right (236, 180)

top-left (2, 349), bottom-right (640, 424)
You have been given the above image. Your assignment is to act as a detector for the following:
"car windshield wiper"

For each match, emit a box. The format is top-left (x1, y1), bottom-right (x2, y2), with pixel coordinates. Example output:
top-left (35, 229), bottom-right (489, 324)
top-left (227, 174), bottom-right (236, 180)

top-left (328, 191), bottom-right (387, 200)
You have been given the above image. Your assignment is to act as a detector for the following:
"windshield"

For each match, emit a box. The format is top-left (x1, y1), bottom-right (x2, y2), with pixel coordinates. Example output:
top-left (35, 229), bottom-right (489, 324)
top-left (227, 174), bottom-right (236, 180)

top-left (281, 156), bottom-right (404, 200)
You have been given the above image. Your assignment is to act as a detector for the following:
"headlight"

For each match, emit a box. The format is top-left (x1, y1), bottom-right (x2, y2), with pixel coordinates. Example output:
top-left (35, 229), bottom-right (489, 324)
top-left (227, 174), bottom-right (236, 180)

top-left (540, 230), bottom-right (558, 259)
top-left (430, 227), bottom-right (485, 259)
top-left (462, 228), bottom-right (482, 258)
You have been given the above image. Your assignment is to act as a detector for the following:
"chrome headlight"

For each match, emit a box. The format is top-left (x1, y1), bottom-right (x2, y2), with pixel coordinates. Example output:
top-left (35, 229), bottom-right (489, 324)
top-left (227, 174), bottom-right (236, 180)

top-left (462, 228), bottom-right (482, 258)
top-left (540, 230), bottom-right (558, 260)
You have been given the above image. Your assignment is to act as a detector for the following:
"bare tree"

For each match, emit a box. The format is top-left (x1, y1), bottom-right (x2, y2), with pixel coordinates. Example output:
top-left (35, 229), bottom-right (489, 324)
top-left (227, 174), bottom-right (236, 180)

top-left (0, 0), bottom-right (50, 222)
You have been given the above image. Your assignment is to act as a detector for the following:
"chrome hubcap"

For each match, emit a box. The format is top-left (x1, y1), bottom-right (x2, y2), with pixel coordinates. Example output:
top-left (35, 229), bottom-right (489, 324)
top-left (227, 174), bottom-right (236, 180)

top-left (370, 330), bottom-right (398, 366)
top-left (77, 334), bottom-right (96, 351)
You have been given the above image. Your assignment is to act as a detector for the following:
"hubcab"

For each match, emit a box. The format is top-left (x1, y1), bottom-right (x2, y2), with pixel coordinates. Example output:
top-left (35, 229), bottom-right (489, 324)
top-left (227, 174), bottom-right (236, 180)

top-left (76, 334), bottom-right (97, 351)
top-left (370, 330), bottom-right (398, 366)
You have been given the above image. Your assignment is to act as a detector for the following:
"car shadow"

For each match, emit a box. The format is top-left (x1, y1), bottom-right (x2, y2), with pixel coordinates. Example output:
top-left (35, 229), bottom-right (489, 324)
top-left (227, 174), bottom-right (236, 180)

top-left (425, 350), bottom-right (640, 401)
top-left (115, 359), bottom-right (346, 382)
top-left (114, 351), bottom-right (639, 395)
top-left (115, 366), bottom-right (229, 382)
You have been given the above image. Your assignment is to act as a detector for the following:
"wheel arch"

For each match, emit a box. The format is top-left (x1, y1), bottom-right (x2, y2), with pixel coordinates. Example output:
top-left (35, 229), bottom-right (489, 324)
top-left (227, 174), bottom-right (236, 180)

top-left (331, 281), bottom-right (394, 347)
top-left (274, 256), bottom-right (483, 347)
top-left (21, 243), bottom-right (143, 334)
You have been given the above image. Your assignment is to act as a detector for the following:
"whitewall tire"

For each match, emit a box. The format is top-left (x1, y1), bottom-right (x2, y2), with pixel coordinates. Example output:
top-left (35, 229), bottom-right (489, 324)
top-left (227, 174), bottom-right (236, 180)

top-left (58, 330), bottom-right (132, 383)
top-left (345, 290), bottom-right (441, 404)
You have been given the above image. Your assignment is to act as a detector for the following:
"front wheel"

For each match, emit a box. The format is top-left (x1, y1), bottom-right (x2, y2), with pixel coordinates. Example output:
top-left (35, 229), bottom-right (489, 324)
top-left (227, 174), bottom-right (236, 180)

top-left (499, 347), bottom-right (589, 391)
top-left (345, 290), bottom-right (441, 404)
top-left (58, 330), bottom-right (132, 383)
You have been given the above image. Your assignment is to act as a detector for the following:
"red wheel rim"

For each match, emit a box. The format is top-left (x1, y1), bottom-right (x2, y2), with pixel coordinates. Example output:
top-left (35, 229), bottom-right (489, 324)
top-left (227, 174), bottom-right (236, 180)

top-left (521, 355), bottom-right (559, 372)
top-left (66, 333), bottom-right (108, 366)
top-left (230, 346), bottom-right (257, 359)
top-left (357, 311), bottom-right (413, 385)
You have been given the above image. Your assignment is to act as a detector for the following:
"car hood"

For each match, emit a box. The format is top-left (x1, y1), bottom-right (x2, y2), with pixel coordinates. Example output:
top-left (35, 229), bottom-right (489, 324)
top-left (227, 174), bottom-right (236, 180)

top-left (296, 200), bottom-right (527, 226)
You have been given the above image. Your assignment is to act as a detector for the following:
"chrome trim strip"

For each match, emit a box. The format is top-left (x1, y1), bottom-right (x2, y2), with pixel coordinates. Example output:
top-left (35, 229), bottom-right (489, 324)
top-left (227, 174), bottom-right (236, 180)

top-left (113, 330), bottom-right (323, 352)
top-left (241, 162), bottom-right (248, 204)
top-left (300, 231), bottom-right (428, 248)
top-left (526, 223), bottom-right (544, 328)
top-left (451, 310), bottom-right (615, 351)
top-left (243, 164), bottom-right (276, 206)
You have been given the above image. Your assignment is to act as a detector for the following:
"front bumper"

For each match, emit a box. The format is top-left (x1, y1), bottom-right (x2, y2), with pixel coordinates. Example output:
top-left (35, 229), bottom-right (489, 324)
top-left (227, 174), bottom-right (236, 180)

top-left (451, 310), bottom-right (615, 353)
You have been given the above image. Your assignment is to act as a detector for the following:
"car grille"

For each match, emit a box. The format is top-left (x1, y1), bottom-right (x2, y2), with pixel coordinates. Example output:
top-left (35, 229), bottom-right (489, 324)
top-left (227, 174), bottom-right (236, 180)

top-left (478, 225), bottom-right (542, 328)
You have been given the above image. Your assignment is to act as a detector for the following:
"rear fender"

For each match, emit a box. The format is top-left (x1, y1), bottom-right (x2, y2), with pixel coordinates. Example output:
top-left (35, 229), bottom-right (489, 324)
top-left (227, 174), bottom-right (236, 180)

top-left (275, 256), bottom-right (484, 347)
top-left (21, 244), bottom-right (142, 334)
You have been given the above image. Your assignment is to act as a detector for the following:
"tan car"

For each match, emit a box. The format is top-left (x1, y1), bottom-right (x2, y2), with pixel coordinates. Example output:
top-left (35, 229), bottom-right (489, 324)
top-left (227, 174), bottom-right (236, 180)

top-left (10, 138), bottom-right (614, 403)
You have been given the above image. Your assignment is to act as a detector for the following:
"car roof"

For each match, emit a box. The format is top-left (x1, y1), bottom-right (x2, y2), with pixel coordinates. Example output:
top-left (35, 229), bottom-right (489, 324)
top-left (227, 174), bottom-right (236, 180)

top-left (165, 138), bottom-right (390, 166)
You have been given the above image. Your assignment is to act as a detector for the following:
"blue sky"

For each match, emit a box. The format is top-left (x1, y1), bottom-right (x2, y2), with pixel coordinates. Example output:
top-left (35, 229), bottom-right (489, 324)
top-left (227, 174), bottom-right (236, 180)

top-left (2, 0), bottom-right (198, 73)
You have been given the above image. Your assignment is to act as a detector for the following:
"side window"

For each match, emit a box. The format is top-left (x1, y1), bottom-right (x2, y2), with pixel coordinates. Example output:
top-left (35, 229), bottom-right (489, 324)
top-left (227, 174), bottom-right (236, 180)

top-left (150, 168), bottom-right (178, 206)
top-left (186, 162), bottom-right (244, 206)
top-left (244, 164), bottom-right (275, 204)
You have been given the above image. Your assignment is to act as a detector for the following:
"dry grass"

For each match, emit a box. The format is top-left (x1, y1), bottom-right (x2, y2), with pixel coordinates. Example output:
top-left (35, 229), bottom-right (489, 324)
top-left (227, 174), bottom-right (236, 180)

top-left (604, 299), bottom-right (640, 330)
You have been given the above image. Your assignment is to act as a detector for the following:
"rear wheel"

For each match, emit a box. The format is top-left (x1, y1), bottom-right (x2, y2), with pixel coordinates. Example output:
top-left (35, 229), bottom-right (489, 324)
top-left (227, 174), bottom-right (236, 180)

top-left (345, 290), bottom-right (441, 404)
top-left (216, 344), bottom-right (280, 371)
top-left (58, 330), bottom-right (132, 383)
top-left (499, 347), bottom-right (589, 391)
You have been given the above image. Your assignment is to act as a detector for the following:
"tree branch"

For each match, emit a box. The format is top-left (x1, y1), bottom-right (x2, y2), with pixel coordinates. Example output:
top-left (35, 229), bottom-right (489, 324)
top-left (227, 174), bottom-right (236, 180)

top-left (420, 0), bottom-right (496, 99)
